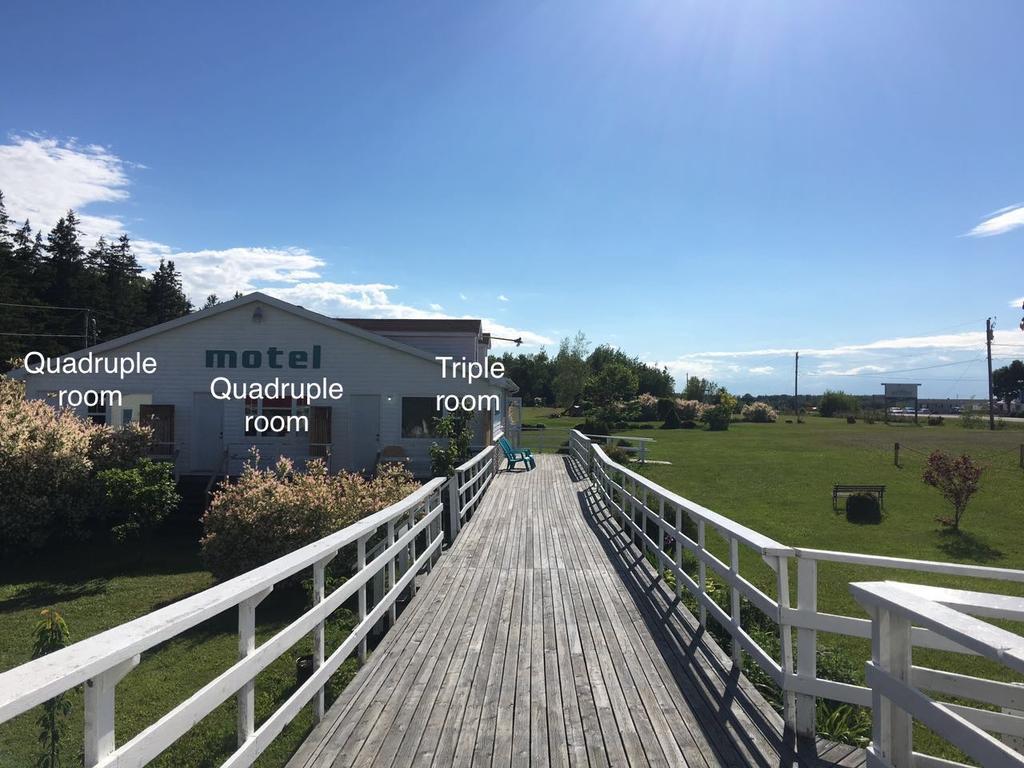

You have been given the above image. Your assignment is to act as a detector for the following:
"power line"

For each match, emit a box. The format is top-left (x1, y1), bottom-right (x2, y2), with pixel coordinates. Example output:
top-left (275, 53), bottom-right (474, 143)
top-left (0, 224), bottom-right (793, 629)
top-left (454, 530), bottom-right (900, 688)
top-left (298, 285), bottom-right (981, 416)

top-left (0, 301), bottom-right (115, 318)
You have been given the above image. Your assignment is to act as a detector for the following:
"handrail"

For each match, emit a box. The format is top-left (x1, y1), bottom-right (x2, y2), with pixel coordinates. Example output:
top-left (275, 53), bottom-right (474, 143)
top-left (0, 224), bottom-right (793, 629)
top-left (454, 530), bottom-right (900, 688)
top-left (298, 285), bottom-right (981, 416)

top-left (447, 443), bottom-right (498, 540)
top-left (0, 477), bottom-right (447, 767)
top-left (795, 547), bottom-right (1024, 583)
top-left (567, 427), bottom-right (1024, 762)
top-left (851, 581), bottom-right (1024, 768)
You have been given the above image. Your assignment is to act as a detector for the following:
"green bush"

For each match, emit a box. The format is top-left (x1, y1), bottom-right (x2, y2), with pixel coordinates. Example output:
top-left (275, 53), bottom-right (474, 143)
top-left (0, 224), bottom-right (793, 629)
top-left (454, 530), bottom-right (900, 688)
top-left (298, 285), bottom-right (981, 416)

top-left (604, 443), bottom-right (630, 464)
top-left (635, 393), bottom-right (659, 421)
top-left (95, 460), bottom-right (180, 542)
top-left (201, 455), bottom-right (419, 580)
top-left (429, 410), bottom-right (473, 478)
top-left (927, 415), bottom-right (944, 426)
top-left (702, 404), bottom-right (732, 431)
top-left (656, 397), bottom-right (676, 421)
top-left (674, 399), bottom-right (704, 421)
top-left (578, 420), bottom-right (610, 436)
top-left (819, 390), bottom-right (859, 417)
top-left (660, 408), bottom-right (682, 429)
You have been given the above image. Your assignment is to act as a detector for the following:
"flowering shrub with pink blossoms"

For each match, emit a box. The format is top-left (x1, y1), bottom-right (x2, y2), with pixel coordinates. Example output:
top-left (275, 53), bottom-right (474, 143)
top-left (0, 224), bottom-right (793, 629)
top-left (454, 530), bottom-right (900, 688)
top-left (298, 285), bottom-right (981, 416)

top-left (741, 401), bottom-right (778, 423)
top-left (201, 453), bottom-right (419, 579)
top-left (0, 376), bottom-right (157, 554)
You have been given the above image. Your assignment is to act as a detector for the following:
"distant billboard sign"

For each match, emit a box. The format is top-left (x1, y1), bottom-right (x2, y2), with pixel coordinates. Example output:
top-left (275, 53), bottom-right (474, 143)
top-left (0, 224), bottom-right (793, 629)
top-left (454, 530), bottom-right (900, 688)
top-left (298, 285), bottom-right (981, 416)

top-left (883, 383), bottom-right (920, 399)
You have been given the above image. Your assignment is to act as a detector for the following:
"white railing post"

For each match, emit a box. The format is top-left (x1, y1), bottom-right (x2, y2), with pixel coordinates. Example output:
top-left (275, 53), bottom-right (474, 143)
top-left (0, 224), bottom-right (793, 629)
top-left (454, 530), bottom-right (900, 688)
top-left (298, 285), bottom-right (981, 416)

top-left (387, 519), bottom-right (397, 626)
top-left (870, 606), bottom-right (913, 767)
top-left (697, 519), bottom-right (707, 627)
top-left (674, 504), bottom-right (683, 601)
top-left (775, 555), bottom-right (797, 732)
top-left (83, 654), bottom-right (139, 766)
top-left (357, 534), bottom-right (367, 662)
top-left (237, 586), bottom-right (272, 746)
top-left (656, 496), bottom-right (664, 573)
top-left (447, 474), bottom-right (461, 543)
top-left (408, 504), bottom-right (418, 598)
top-left (795, 556), bottom-right (818, 739)
top-left (312, 553), bottom-right (337, 722)
top-left (730, 537), bottom-right (742, 666)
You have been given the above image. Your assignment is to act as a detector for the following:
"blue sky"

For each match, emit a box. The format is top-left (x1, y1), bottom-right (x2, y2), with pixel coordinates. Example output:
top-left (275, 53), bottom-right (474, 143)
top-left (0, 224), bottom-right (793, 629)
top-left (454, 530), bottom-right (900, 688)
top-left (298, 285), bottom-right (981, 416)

top-left (2, 1), bottom-right (1023, 397)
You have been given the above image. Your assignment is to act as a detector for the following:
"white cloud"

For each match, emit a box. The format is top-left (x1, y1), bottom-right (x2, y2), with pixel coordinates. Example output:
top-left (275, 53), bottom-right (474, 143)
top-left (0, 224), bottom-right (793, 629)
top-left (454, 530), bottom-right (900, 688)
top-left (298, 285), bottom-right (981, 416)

top-left (259, 282), bottom-right (437, 318)
top-left (820, 364), bottom-right (887, 376)
top-left (0, 135), bottom-right (131, 242)
top-left (660, 331), bottom-right (1010, 360)
top-left (1011, 296), bottom-right (1024, 309)
top-left (0, 135), bottom-right (554, 349)
top-left (146, 247), bottom-right (325, 299)
top-left (965, 204), bottom-right (1024, 237)
top-left (651, 329), bottom-right (1024, 393)
top-left (256, 282), bottom-right (554, 349)
top-left (497, 294), bottom-right (509, 302)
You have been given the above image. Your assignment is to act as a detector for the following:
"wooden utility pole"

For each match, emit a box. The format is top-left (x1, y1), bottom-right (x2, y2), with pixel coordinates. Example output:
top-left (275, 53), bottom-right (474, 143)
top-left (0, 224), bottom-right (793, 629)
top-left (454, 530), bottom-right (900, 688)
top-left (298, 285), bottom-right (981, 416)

top-left (794, 351), bottom-right (800, 423)
top-left (986, 317), bottom-right (995, 431)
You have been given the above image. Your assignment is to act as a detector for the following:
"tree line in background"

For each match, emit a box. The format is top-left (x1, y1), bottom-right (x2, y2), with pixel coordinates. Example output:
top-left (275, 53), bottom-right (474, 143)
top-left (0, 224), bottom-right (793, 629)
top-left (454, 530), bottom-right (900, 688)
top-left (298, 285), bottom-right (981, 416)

top-left (497, 331), bottom-right (676, 407)
top-left (0, 191), bottom-right (194, 371)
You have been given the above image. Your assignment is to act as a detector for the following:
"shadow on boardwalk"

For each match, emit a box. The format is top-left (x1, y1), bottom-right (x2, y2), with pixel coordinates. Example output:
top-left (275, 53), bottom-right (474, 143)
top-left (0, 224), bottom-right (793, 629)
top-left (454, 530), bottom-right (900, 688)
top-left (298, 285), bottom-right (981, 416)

top-left (569, 455), bottom-right (863, 768)
top-left (289, 453), bottom-right (864, 768)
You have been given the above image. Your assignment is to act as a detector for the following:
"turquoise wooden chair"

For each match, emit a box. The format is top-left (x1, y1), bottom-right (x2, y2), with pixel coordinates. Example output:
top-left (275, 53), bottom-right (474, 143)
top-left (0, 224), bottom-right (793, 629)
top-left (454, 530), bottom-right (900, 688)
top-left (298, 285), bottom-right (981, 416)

top-left (498, 435), bottom-right (535, 471)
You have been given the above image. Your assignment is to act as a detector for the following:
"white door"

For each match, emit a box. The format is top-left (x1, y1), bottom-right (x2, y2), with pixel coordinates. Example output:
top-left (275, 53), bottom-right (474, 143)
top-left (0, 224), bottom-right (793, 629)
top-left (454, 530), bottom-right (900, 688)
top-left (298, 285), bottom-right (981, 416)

top-left (350, 395), bottom-right (381, 473)
top-left (191, 392), bottom-right (224, 472)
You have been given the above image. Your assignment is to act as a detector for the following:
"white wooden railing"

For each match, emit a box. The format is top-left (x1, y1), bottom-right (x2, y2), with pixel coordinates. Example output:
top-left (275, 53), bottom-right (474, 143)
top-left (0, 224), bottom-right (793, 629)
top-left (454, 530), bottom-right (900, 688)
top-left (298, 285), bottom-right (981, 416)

top-left (447, 442), bottom-right (498, 541)
top-left (568, 429), bottom-right (1024, 763)
top-left (785, 548), bottom-right (1024, 744)
top-left (0, 479), bottom-right (449, 768)
top-left (851, 581), bottom-right (1024, 768)
top-left (569, 429), bottom-right (799, 720)
top-left (0, 441), bottom-right (504, 768)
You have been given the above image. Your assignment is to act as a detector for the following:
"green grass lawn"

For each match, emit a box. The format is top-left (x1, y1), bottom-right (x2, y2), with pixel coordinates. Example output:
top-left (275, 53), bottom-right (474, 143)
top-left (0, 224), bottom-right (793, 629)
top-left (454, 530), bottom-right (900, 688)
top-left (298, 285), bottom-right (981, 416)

top-left (610, 414), bottom-right (1024, 760)
top-left (0, 534), bottom-right (361, 768)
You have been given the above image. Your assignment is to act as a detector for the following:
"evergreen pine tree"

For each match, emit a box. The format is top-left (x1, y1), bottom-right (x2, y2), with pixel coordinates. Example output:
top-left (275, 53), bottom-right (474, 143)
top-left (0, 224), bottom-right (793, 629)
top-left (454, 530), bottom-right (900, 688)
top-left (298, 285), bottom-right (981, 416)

top-left (99, 234), bottom-right (146, 338)
top-left (42, 211), bottom-right (87, 309)
top-left (146, 259), bottom-right (192, 322)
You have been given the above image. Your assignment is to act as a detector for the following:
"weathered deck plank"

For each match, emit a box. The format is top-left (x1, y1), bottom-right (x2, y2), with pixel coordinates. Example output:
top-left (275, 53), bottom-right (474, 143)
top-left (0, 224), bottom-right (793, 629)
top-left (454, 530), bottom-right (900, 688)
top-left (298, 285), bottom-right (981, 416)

top-left (288, 453), bottom-right (865, 768)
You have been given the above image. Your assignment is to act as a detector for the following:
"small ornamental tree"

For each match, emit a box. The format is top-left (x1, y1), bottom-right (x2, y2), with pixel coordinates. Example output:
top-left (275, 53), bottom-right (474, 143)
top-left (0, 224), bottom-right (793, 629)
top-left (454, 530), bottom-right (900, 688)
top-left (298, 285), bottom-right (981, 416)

top-left (429, 410), bottom-right (475, 478)
top-left (922, 450), bottom-right (984, 531)
top-left (32, 609), bottom-right (72, 768)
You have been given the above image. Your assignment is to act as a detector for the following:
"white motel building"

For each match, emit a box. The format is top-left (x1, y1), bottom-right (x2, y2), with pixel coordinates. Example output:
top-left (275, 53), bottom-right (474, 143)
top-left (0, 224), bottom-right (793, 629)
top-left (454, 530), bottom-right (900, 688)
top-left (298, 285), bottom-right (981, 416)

top-left (10, 293), bottom-right (515, 478)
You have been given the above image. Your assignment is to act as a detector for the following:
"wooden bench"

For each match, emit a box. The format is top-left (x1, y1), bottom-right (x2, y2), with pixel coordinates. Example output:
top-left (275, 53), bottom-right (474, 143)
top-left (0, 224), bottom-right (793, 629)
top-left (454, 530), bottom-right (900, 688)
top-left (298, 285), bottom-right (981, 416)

top-left (832, 484), bottom-right (885, 510)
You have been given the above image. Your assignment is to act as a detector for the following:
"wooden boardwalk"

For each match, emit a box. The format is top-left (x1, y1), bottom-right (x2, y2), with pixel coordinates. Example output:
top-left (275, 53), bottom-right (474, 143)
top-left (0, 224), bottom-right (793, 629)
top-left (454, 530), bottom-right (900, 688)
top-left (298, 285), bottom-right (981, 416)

top-left (289, 454), bottom-right (865, 768)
